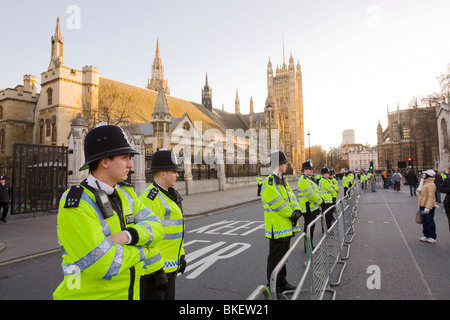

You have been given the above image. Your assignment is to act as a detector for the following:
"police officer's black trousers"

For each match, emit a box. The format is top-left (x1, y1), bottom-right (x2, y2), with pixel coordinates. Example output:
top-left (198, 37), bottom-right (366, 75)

top-left (0, 202), bottom-right (9, 221)
top-left (140, 271), bottom-right (177, 300)
top-left (257, 184), bottom-right (262, 196)
top-left (303, 209), bottom-right (319, 248)
top-left (322, 203), bottom-right (334, 229)
top-left (267, 237), bottom-right (291, 288)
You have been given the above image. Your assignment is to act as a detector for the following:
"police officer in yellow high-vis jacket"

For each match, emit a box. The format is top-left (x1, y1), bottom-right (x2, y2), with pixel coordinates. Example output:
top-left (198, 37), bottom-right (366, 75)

top-left (342, 171), bottom-right (351, 198)
top-left (53, 125), bottom-right (164, 300)
top-left (330, 169), bottom-right (339, 206)
top-left (261, 151), bottom-right (301, 298)
top-left (318, 167), bottom-right (334, 228)
top-left (139, 149), bottom-right (186, 300)
top-left (256, 173), bottom-right (263, 196)
top-left (297, 160), bottom-right (323, 247)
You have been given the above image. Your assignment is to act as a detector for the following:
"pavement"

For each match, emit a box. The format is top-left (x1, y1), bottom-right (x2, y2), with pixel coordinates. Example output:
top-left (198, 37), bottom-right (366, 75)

top-left (0, 183), bottom-right (265, 264)
top-left (1, 178), bottom-right (449, 299)
top-left (334, 184), bottom-right (450, 300)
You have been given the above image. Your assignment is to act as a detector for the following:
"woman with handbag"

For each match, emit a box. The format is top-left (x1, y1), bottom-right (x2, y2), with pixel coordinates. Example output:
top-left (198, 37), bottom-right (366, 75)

top-left (417, 169), bottom-right (437, 243)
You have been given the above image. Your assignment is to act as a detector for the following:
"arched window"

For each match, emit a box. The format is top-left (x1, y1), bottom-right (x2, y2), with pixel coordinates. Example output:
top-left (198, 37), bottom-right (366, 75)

top-left (47, 87), bottom-right (53, 106)
top-left (0, 128), bottom-right (4, 152)
top-left (45, 119), bottom-right (51, 137)
top-left (441, 118), bottom-right (449, 151)
top-left (183, 122), bottom-right (190, 131)
top-left (39, 118), bottom-right (44, 144)
top-left (51, 115), bottom-right (57, 144)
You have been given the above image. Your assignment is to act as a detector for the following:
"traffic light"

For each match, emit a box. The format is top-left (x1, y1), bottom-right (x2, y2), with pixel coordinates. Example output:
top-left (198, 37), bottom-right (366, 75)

top-left (408, 157), bottom-right (413, 167)
top-left (370, 161), bottom-right (373, 170)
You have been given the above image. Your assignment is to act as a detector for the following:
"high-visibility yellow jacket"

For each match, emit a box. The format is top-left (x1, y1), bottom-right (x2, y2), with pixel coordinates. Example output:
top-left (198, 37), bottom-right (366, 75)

top-left (139, 183), bottom-right (185, 274)
top-left (261, 174), bottom-right (301, 239)
top-left (297, 175), bottom-right (323, 214)
top-left (53, 183), bottom-right (163, 300)
top-left (318, 177), bottom-right (333, 204)
top-left (360, 174), bottom-right (367, 182)
top-left (256, 176), bottom-right (263, 185)
top-left (342, 175), bottom-right (350, 187)
top-left (331, 177), bottom-right (339, 198)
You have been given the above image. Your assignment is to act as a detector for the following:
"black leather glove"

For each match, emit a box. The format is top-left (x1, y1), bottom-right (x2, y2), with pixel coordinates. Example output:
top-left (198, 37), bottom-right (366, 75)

top-left (289, 210), bottom-right (302, 223)
top-left (154, 267), bottom-right (168, 291)
top-left (178, 255), bottom-right (187, 274)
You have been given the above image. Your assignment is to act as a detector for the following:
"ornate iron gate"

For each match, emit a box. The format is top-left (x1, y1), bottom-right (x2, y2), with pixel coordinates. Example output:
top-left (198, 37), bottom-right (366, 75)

top-left (12, 143), bottom-right (68, 215)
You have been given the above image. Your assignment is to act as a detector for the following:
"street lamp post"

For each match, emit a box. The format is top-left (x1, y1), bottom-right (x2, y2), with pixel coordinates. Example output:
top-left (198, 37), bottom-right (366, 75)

top-left (266, 104), bottom-right (273, 153)
top-left (307, 131), bottom-right (311, 159)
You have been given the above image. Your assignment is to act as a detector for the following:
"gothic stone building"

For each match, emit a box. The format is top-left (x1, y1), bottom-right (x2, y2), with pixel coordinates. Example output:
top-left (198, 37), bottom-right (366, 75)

top-left (436, 96), bottom-right (450, 171)
top-left (0, 18), bottom-right (306, 178)
top-left (376, 104), bottom-right (440, 171)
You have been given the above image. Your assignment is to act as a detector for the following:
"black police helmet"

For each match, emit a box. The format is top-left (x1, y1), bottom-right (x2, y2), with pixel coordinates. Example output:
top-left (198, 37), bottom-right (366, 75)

top-left (80, 125), bottom-right (139, 171)
top-left (321, 167), bottom-right (329, 174)
top-left (148, 149), bottom-right (182, 173)
top-left (270, 151), bottom-right (288, 168)
top-left (302, 160), bottom-right (314, 171)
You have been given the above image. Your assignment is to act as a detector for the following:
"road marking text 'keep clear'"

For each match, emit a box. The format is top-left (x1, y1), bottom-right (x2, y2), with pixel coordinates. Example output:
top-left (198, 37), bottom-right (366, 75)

top-left (183, 220), bottom-right (264, 279)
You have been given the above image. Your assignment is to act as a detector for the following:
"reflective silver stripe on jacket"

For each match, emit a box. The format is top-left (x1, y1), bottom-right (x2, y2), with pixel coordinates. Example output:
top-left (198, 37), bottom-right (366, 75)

top-left (60, 190), bottom-right (112, 237)
top-left (61, 238), bottom-right (114, 276)
top-left (156, 192), bottom-right (184, 240)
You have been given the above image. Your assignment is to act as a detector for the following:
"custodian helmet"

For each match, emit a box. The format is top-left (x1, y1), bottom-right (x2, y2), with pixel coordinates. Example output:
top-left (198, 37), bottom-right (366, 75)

top-left (147, 149), bottom-right (182, 173)
top-left (270, 151), bottom-right (288, 168)
top-left (80, 125), bottom-right (139, 171)
top-left (302, 160), bottom-right (314, 171)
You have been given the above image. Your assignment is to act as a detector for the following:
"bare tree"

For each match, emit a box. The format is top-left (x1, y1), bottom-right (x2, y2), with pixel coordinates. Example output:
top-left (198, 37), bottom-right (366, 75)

top-left (85, 82), bottom-right (136, 129)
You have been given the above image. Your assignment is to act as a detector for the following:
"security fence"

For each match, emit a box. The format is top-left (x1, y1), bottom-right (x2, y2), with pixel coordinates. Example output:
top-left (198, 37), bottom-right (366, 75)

top-left (11, 143), bottom-right (68, 215)
top-left (247, 182), bottom-right (361, 300)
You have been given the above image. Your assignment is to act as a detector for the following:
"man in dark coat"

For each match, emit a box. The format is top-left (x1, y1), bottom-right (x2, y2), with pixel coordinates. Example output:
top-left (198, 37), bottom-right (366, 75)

top-left (406, 169), bottom-right (419, 196)
top-left (0, 175), bottom-right (11, 223)
top-left (439, 168), bottom-right (450, 232)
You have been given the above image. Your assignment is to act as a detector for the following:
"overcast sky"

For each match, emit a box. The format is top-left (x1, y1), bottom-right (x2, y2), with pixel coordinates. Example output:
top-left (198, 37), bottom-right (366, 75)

top-left (1, 0), bottom-right (449, 150)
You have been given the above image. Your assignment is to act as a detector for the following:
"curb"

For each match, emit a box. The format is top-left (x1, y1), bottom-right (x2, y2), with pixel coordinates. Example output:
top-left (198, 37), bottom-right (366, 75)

top-left (0, 198), bottom-right (262, 265)
top-left (0, 241), bottom-right (6, 254)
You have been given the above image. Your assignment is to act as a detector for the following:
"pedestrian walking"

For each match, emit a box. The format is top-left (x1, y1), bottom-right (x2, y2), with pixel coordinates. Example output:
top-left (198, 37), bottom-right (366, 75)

top-left (434, 170), bottom-right (443, 203)
top-left (256, 173), bottom-right (263, 196)
top-left (0, 175), bottom-right (11, 223)
top-left (53, 125), bottom-right (164, 300)
top-left (139, 149), bottom-right (186, 300)
top-left (417, 169), bottom-right (437, 243)
top-left (406, 169), bottom-right (419, 196)
top-left (439, 167), bottom-right (450, 232)
top-left (370, 171), bottom-right (377, 192)
top-left (382, 171), bottom-right (389, 189)
top-left (261, 151), bottom-right (301, 299)
top-left (393, 170), bottom-right (402, 192)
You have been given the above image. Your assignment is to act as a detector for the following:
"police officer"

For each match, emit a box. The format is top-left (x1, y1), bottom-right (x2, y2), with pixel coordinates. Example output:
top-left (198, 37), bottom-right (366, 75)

top-left (139, 149), bottom-right (186, 300)
top-left (342, 171), bottom-right (350, 198)
top-left (261, 151), bottom-right (301, 299)
top-left (329, 169), bottom-right (339, 207)
top-left (318, 167), bottom-right (334, 228)
top-left (53, 125), bottom-right (164, 300)
top-left (0, 175), bottom-right (11, 223)
top-left (256, 173), bottom-right (263, 196)
top-left (297, 160), bottom-right (323, 248)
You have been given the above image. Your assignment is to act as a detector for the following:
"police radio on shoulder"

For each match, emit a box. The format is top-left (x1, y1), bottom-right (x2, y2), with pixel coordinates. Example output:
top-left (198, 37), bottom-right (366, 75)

top-left (94, 180), bottom-right (114, 219)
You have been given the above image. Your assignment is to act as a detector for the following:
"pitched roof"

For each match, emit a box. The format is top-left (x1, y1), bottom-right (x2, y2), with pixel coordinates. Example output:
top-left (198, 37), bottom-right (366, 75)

top-left (98, 77), bottom-right (223, 133)
top-left (211, 108), bottom-right (249, 131)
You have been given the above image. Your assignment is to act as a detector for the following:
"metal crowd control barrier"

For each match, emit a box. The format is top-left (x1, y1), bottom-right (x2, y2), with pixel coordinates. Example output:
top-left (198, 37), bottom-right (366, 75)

top-left (247, 182), bottom-right (361, 300)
